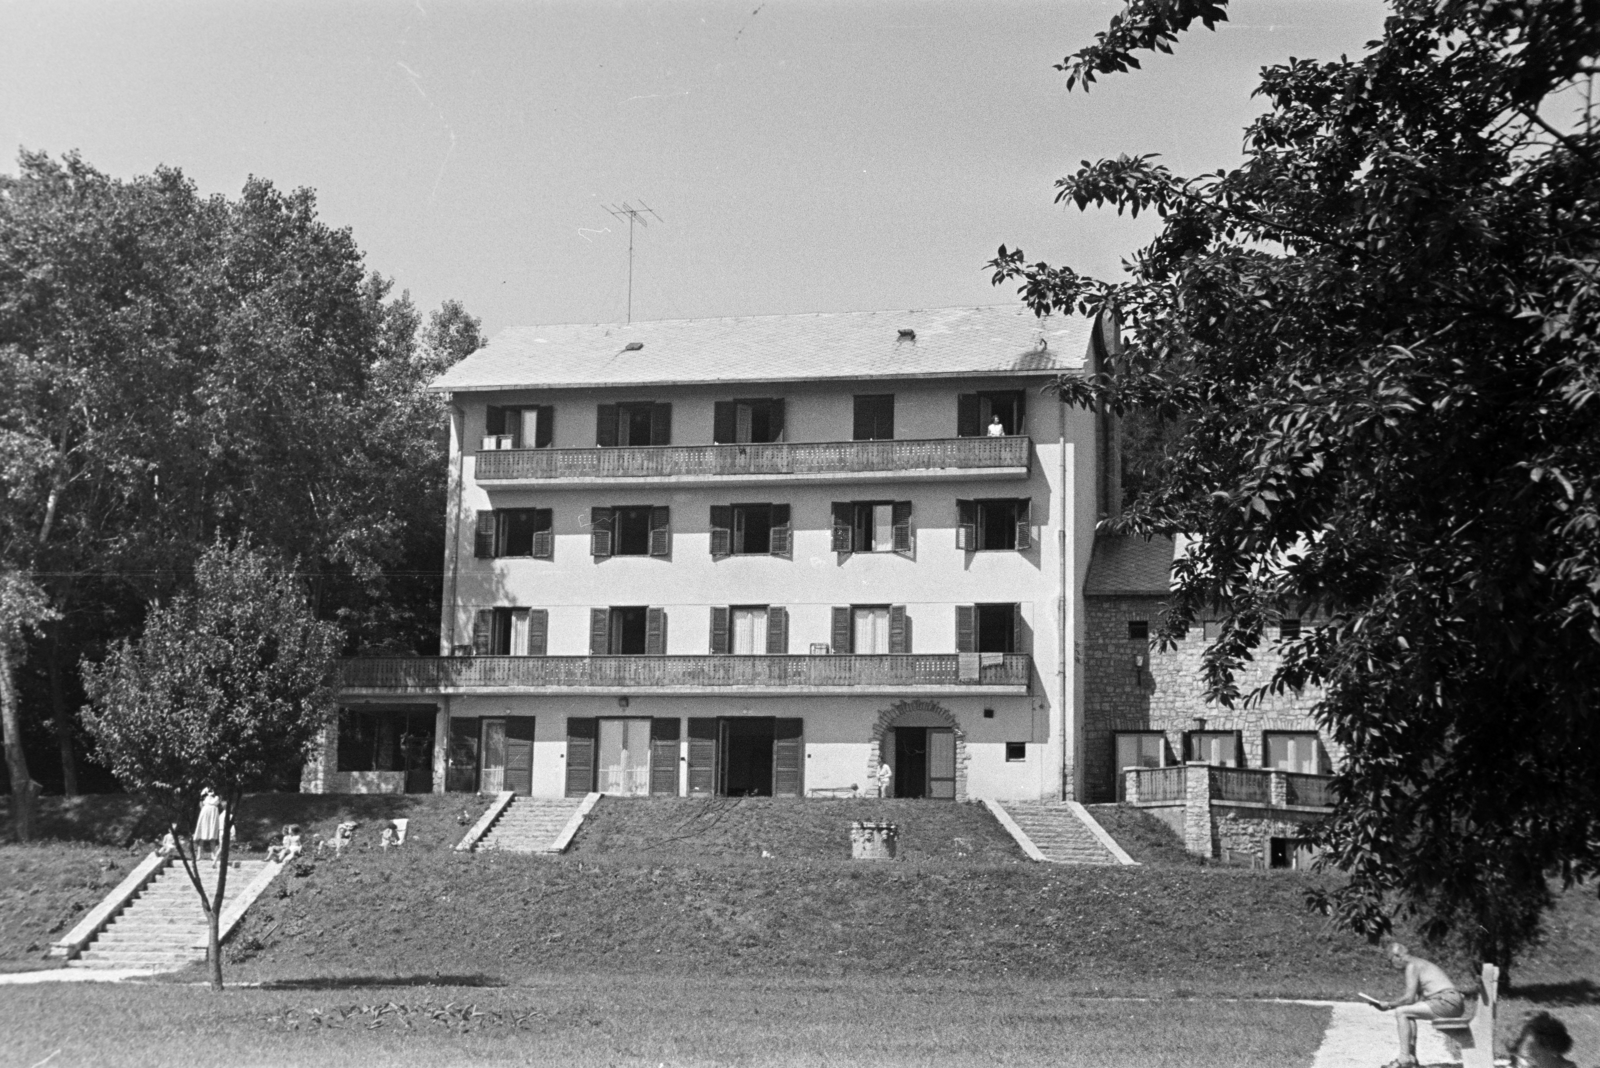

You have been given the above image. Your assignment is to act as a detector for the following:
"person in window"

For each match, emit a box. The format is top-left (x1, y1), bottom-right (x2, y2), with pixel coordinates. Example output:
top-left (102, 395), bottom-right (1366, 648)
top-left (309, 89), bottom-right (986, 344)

top-left (986, 413), bottom-right (1006, 436)
top-left (1372, 942), bottom-right (1466, 1068)
top-left (1511, 1012), bottom-right (1576, 1068)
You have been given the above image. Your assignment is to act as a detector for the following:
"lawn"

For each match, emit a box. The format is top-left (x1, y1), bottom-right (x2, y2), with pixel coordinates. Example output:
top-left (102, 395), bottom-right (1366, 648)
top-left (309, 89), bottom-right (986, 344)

top-left (1084, 804), bottom-right (1205, 866)
top-left (0, 975), bottom-right (1334, 1068)
top-left (0, 842), bottom-right (145, 972)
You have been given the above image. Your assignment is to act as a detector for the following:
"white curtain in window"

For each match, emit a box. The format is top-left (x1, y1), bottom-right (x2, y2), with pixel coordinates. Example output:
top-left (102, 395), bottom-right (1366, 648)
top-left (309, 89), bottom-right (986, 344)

top-left (853, 607), bottom-right (890, 654)
top-left (598, 717), bottom-right (651, 796)
top-left (872, 504), bottom-right (893, 552)
top-left (520, 408), bottom-right (539, 448)
top-left (1268, 734), bottom-right (1318, 773)
top-left (510, 609), bottom-right (530, 656)
top-left (731, 607), bottom-right (768, 655)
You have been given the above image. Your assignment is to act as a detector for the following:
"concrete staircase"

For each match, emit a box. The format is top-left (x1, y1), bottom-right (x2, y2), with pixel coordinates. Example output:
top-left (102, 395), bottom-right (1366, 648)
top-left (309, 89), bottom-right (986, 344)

top-left (987, 801), bottom-right (1135, 866)
top-left (475, 796), bottom-right (593, 853)
top-left (67, 860), bottom-right (268, 971)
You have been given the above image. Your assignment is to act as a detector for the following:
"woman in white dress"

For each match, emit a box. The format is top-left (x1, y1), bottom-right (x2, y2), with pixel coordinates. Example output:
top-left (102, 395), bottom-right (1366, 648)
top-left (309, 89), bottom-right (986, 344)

top-left (193, 788), bottom-right (222, 865)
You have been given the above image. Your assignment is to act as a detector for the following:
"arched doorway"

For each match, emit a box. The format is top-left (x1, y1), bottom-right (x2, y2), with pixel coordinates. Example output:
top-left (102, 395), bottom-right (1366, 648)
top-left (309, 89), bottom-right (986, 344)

top-left (869, 700), bottom-right (967, 800)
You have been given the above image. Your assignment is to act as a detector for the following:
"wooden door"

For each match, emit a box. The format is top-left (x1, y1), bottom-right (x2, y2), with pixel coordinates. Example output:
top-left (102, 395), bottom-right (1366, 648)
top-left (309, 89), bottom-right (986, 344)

top-left (686, 718), bottom-right (718, 797)
top-left (928, 728), bottom-right (956, 799)
top-left (650, 718), bottom-right (681, 796)
top-left (481, 720), bottom-right (507, 794)
top-left (504, 718), bottom-right (535, 796)
top-left (772, 718), bottom-right (804, 798)
top-left (565, 717), bottom-right (597, 797)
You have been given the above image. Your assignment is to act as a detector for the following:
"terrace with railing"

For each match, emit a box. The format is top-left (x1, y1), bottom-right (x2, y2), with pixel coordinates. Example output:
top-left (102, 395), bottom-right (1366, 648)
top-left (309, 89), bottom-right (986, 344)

top-left (340, 653), bottom-right (1031, 696)
top-left (1122, 763), bottom-right (1335, 812)
top-left (473, 435), bottom-right (1032, 487)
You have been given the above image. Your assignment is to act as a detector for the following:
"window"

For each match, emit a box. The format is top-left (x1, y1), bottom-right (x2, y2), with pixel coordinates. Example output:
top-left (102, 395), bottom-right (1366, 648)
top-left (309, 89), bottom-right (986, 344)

top-left (591, 506), bottom-right (670, 558)
top-left (471, 607), bottom-right (549, 656)
top-left (710, 605), bottom-right (789, 654)
top-left (484, 405), bottom-right (554, 450)
top-left (1005, 742), bottom-right (1027, 762)
top-left (830, 604), bottom-right (909, 654)
top-left (1189, 731), bottom-right (1240, 766)
top-left (956, 391), bottom-right (1025, 437)
top-left (1115, 732), bottom-right (1169, 770)
top-left (982, 707), bottom-right (995, 719)
top-left (1265, 732), bottom-right (1326, 774)
top-left (831, 501), bottom-right (912, 555)
top-left (1278, 617), bottom-right (1302, 640)
top-left (852, 394), bottom-right (894, 440)
top-left (590, 606), bottom-right (667, 655)
top-left (713, 399), bottom-right (785, 444)
top-left (1203, 619), bottom-right (1224, 641)
top-left (473, 508), bottom-right (554, 560)
top-left (337, 709), bottom-right (436, 773)
top-left (956, 603), bottom-right (1023, 654)
top-left (710, 504), bottom-right (792, 557)
top-left (596, 401), bottom-right (671, 446)
top-left (1127, 620), bottom-right (1150, 641)
top-left (956, 499), bottom-right (1032, 551)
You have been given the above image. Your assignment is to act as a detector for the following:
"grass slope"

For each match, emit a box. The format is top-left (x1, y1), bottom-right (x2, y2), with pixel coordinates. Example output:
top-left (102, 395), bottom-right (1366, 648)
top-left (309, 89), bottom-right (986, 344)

top-left (0, 842), bottom-right (145, 971)
top-left (1085, 804), bottom-right (1204, 866)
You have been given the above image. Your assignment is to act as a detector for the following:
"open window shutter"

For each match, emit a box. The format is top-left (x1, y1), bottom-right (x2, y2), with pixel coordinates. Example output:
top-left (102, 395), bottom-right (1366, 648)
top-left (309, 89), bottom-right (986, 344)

top-left (713, 401), bottom-right (736, 444)
top-left (957, 500), bottom-right (975, 551)
top-left (892, 501), bottom-right (913, 556)
top-left (709, 505), bottom-right (733, 558)
top-left (957, 394), bottom-right (980, 437)
top-left (710, 606), bottom-right (731, 654)
top-left (565, 718), bottom-right (597, 797)
top-left (735, 403), bottom-right (753, 443)
top-left (527, 609), bottom-right (548, 656)
top-left (1013, 603), bottom-right (1026, 655)
top-left (589, 608), bottom-right (610, 656)
top-left (485, 406), bottom-right (505, 436)
top-left (773, 719), bottom-right (804, 798)
top-left (768, 504), bottom-right (791, 557)
top-left (1013, 390), bottom-right (1026, 429)
top-left (472, 610), bottom-right (492, 655)
top-left (532, 509), bottom-right (554, 559)
top-left (830, 503), bottom-right (854, 553)
top-left (535, 406), bottom-right (554, 448)
top-left (651, 403), bottom-right (672, 445)
top-left (686, 718), bottom-right (718, 797)
top-left (956, 605), bottom-right (977, 654)
top-left (596, 404), bottom-right (619, 447)
top-left (590, 507), bottom-right (613, 558)
top-left (889, 605), bottom-right (909, 654)
top-left (645, 607), bottom-right (667, 654)
top-left (766, 606), bottom-right (788, 654)
top-left (474, 510), bottom-right (497, 558)
top-left (831, 606), bottom-right (851, 654)
top-left (769, 398), bottom-right (785, 441)
top-left (1015, 499), bottom-right (1032, 550)
top-left (649, 506), bottom-right (671, 557)
top-left (650, 718), bottom-right (681, 796)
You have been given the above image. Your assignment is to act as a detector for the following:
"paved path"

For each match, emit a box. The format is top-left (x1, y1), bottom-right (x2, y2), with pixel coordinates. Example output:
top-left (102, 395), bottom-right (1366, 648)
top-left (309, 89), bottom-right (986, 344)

top-left (1306, 1000), bottom-right (1458, 1068)
top-left (0, 967), bottom-right (154, 985)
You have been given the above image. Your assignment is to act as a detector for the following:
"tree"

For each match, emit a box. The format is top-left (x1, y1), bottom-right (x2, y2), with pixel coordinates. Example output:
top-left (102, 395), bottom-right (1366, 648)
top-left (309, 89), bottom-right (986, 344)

top-left (990, 0), bottom-right (1600, 978)
top-left (80, 539), bottom-right (341, 990)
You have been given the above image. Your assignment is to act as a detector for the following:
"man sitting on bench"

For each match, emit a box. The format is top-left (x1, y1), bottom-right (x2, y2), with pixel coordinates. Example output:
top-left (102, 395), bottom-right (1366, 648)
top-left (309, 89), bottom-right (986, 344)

top-left (1372, 942), bottom-right (1466, 1068)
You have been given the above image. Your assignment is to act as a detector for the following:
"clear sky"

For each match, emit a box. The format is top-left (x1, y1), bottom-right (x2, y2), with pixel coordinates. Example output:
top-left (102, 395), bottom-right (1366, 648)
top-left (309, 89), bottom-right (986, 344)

top-left (0, 0), bottom-right (1386, 335)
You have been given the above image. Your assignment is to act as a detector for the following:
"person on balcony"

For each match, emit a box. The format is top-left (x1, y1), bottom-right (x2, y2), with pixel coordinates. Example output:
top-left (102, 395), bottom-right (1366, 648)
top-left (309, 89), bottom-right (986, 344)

top-left (1373, 941), bottom-right (1466, 1068)
top-left (986, 414), bottom-right (1006, 436)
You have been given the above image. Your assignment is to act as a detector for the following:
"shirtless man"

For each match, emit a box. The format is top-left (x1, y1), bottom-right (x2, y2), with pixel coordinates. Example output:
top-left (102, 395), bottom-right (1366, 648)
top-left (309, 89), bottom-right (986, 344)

top-left (1374, 942), bottom-right (1466, 1068)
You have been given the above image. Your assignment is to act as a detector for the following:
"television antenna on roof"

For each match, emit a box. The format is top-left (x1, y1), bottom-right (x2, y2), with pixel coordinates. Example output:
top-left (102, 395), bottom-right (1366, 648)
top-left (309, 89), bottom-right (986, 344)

top-left (603, 200), bottom-right (662, 324)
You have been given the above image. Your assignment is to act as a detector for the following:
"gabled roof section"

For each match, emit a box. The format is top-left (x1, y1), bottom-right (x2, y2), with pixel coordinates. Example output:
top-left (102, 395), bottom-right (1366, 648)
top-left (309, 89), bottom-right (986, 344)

top-left (1084, 534), bottom-right (1178, 596)
top-left (430, 305), bottom-right (1091, 392)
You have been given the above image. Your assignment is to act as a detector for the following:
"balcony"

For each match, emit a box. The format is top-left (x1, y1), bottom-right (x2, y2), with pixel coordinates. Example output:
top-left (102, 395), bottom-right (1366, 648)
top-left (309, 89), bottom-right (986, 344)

top-left (340, 653), bottom-right (1031, 697)
top-left (1122, 763), bottom-right (1334, 812)
top-left (473, 436), bottom-right (1032, 488)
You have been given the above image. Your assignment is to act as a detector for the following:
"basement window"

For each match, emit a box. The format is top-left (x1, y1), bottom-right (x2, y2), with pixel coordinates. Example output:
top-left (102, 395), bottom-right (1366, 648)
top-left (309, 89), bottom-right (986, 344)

top-left (1005, 742), bottom-right (1026, 762)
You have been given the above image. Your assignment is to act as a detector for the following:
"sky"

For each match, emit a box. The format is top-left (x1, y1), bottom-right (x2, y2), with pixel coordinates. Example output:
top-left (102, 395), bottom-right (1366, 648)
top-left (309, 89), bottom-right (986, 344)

top-left (0, 0), bottom-right (1388, 336)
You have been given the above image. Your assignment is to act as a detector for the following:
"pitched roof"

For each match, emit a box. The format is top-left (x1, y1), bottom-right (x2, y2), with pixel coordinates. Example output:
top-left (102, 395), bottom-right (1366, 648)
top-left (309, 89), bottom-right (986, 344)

top-left (1083, 534), bottom-right (1178, 596)
top-left (430, 305), bottom-right (1093, 392)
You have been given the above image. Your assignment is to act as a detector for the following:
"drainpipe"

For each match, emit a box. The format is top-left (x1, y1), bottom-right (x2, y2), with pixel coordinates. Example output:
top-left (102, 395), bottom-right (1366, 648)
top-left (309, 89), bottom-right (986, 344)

top-left (1059, 392), bottom-right (1071, 802)
top-left (443, 400), bottom-right (466, 655)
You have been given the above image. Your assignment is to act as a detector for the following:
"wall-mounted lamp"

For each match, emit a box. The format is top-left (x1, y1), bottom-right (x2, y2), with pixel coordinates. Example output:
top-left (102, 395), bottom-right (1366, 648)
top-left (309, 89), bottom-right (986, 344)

top-left (1131, 652), bottom-right (1146, 685)
top-left (617, 696), bottom-right (630, 709)
top-left (1192, 716), bottom-right (1207, 732)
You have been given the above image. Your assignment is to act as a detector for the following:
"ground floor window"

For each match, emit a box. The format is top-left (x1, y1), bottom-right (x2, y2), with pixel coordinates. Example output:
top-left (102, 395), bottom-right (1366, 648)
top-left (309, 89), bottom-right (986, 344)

top-left (1264, 732), bottom-right (1327, 774)
top-left (337, 708), bottom-right (436, 793)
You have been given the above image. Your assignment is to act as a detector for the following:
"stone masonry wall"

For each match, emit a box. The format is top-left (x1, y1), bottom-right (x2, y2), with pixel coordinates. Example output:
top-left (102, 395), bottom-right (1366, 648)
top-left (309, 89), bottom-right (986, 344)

top-left (1082, 595), bottom-right (1341, 802)
top-left (1212, 804), bottom-right (1324, 867)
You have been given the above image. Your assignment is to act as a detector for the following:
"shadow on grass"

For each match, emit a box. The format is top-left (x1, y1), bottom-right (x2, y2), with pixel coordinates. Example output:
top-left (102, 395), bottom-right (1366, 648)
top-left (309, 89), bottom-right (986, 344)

top-left (1507, 979), bottom-right (1600, 1005)
top-left (256, 974), bottom-right (509, 991)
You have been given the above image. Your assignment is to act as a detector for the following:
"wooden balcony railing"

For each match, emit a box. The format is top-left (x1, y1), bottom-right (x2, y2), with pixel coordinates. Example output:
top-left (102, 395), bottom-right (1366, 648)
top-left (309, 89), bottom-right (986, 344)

top-left (1123, 763), bottom-right (1334, 811)
top-left (474, 436), bottom-right (1031, 483)
top-left (1210, 766), bottom-right (1271, 804)
top-left (1284, 771), bottom-right (1334, 808)
top-left (340, 653), bottom-right (1031, 693)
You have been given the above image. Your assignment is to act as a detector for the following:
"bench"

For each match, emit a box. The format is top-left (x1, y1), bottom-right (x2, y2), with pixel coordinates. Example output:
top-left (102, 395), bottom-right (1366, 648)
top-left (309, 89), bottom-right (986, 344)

top-left (1429, 963), bottom-right (1499, 1068)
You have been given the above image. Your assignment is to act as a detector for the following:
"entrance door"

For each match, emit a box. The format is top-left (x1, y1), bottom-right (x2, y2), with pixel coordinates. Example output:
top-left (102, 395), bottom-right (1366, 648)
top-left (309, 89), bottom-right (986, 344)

top-left (504, 717), bottom-right (535, 795)
top-left (598, 718), bottom-right (652, 796)
top-left (481, 720), bottom-right (507, 794)
top-left (719, 717), bottom-right (775, 797)
top-left (927, 728), bottom-right (956, 799)
top-left (895, 728), bottom-right (928, 798)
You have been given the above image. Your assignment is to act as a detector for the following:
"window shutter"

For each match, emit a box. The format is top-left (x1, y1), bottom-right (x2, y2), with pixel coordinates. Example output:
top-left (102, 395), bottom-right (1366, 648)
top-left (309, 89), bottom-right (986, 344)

top-left (769, 398), bottom-right (785, 441)
top-left (590, 507), bottom-right (613, 558)
top-left (1013, 390), bottom-right (1026, 429)
top-left (831, 606), bottom-right (851, 654)
top-left (1013, 603), bottom-right (1026, 655)
top-left (649, 506), bottom-right (671, 557)
top-left (535, 405), bottom-right (554, 448)
top-left (889, 605), bottom-right (909, 654)
top-left (956, 394), bottom-right (980, 437)
top-left (957, 500), bottom-right (975, 551)
top-left (956, 605), bottom-right (976, 654)
top-left (735, 403), bottom-right (753, 443)
top-left (527, 609), bottom-right (549, 656)
top-left (474, 510), bottom-right (497, 558)
top-left (645, 607), bottom-right (667, 655)
top-left (596, 404), bottom-right (618, 447)
top-left (686, 718), bottom-right (718, 797)
top-left (565, 718), bottom-right (597, 797)
top-left (766, 606), bottom-right (788, 654)
top-left (709, 505), bottom-right (733, 558)
top-left (852, 398), bottom-right (873, 441)
top-left (892, 501), bottom-right (913, 556)
top-left (772, 718), bottom-right (804, 798)
top-left (472, 610), bottom-right (493, 656)
top-left (589, 608), bottom-right (610, 656)
top-left (710, 606), bottom-right (731, 655)
top-left (830, 503), bottom-right (854, 553)
top-left (650, 403), bottom-right (672, 446)
top-left (1015, 498), bottom-right (1031, 550)
top-left (768, 503), bottom-right (791, 557)
top-left (486, 406), bottom-right (506, 436)
top-left (650, 718), bottom-right (681, 796)
top-left (713, 401), bottom-right (736, 444)
top-left (533, 509), bottom-right (554, 559)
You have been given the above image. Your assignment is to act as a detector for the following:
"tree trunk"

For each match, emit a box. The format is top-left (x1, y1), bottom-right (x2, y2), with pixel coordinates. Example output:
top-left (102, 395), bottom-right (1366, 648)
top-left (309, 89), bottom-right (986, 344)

top-left (47, 620), bottom-right (78, 796)
top-left (207, 796), bottom-right (234, 991)
top-left (0, 641), bottom-right (34, 842)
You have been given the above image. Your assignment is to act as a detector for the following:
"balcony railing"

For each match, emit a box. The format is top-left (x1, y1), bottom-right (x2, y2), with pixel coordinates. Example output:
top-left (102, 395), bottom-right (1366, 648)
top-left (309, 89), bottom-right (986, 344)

top-left (1211, 766), bottom-right (1271, 804)
top-left (474, 436), bottom-right (1031, 485)
top-left (1284, 771), bottom-right (1334, 808)
top-left (340, 653), bottom-right (1031, 694)
top-left (1123, 763), bottom-right (1334, 811)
